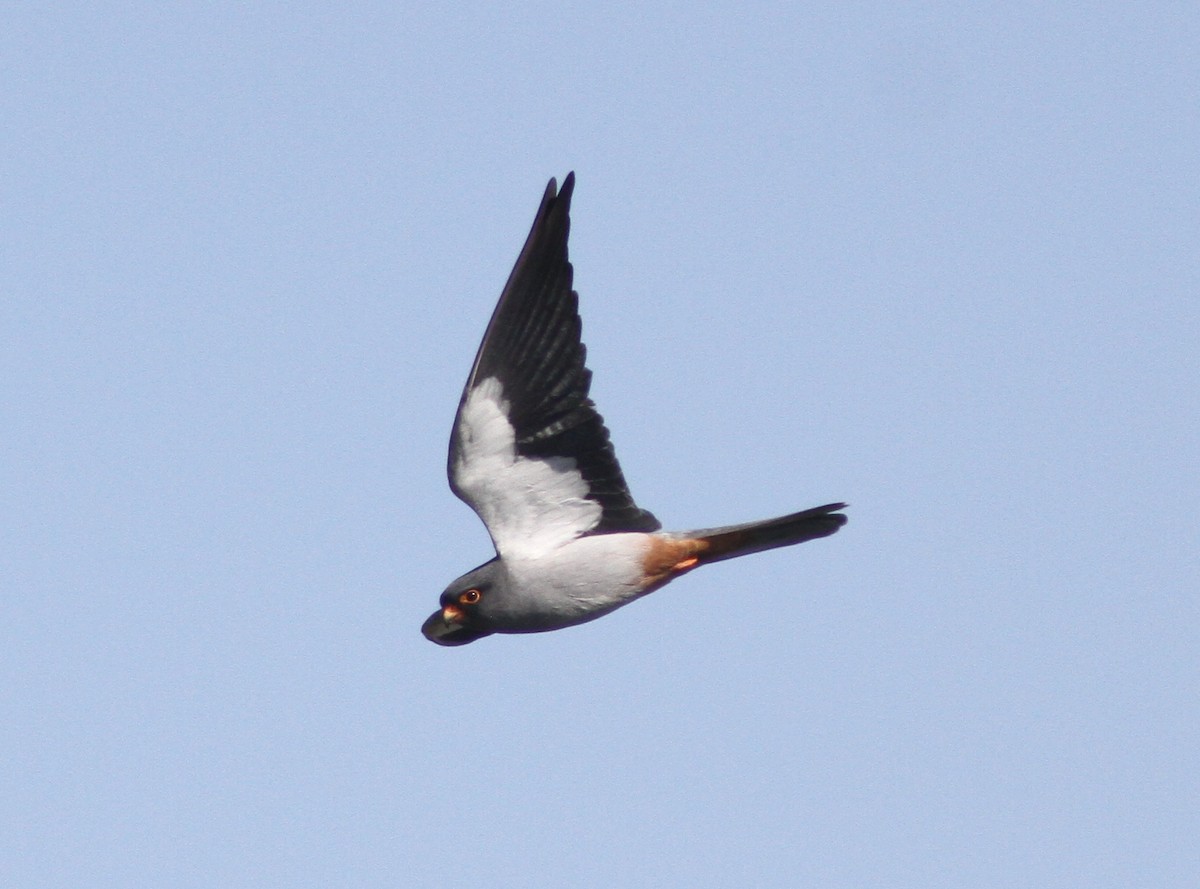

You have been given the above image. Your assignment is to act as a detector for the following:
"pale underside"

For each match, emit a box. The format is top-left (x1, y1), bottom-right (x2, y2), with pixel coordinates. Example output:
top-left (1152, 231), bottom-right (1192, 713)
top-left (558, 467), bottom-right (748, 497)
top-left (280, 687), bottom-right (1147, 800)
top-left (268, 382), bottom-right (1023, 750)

top-left (452, 377), bottom-right (604, 560)
top-left (489, 533), bottom-right (651, 630)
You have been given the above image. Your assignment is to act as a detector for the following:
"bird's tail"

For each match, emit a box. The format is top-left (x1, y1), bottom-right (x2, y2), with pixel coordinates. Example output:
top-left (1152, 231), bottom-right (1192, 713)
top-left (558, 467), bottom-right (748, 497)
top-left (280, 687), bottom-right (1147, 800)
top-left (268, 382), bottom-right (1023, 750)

top-left (640, 503), bottom-right (847, 591)
top-left (685, 502), bottom-right (848, 563)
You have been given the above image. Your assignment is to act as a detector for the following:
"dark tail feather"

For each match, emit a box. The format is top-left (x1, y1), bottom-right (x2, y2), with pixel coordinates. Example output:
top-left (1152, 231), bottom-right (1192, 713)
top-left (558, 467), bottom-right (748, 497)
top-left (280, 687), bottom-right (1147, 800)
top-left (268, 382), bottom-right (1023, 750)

top-left (686, 502), bottom-right (848, 564)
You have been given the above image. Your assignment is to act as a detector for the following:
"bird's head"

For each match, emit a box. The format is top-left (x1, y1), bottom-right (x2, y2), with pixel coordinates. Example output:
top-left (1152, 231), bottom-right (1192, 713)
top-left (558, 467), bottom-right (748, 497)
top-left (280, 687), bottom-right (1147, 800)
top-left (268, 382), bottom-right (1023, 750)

top-left (421, 561), bottom-right (499, 646)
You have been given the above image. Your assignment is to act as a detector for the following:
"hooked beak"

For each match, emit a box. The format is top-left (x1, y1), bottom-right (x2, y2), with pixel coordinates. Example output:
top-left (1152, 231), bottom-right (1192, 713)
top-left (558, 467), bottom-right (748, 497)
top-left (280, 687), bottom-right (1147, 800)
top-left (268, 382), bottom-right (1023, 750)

top-left (421, 605), bottom-right (490, 646)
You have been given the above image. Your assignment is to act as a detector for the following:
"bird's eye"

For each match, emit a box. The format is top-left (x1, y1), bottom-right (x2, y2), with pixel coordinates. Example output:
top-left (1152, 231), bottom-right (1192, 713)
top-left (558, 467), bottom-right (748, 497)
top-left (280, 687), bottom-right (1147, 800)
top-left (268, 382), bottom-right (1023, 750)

top-left (459, 589), bottom-right (482, 606)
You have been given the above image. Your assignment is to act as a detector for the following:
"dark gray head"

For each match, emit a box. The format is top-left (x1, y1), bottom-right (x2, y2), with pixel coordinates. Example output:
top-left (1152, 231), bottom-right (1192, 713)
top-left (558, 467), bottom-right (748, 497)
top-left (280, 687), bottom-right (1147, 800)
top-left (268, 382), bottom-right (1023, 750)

top-left (421, 559), bottom-right (503, 646)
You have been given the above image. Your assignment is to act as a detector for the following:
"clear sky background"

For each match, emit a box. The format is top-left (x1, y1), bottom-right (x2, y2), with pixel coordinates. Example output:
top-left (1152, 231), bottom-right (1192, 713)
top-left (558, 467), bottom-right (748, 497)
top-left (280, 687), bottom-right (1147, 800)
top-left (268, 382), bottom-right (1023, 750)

top-left (3, 4), bottom-right (1197, 887)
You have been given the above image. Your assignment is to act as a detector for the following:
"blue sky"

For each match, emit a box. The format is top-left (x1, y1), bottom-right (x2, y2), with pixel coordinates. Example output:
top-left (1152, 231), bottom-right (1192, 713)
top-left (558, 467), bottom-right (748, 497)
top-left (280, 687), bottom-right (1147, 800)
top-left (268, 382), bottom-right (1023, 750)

top-left (3, 3), bottom-right (1197, 887)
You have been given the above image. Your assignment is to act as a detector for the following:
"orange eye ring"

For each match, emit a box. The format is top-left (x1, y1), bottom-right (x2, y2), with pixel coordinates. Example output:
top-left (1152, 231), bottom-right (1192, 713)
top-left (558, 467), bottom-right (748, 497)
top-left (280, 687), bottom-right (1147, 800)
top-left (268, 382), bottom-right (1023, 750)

top-left (458, 589), bottom-right (482, 606)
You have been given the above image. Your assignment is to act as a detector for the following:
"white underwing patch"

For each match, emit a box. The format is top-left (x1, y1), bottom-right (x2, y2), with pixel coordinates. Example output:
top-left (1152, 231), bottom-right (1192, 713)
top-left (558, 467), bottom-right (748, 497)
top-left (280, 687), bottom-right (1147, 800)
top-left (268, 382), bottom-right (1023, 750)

top-left (454, 377), bottom-right (602, 558)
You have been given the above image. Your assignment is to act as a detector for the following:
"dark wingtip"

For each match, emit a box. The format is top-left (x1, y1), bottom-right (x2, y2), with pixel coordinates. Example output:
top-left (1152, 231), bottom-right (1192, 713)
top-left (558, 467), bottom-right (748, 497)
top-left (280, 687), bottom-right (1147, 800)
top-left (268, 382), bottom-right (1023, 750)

top-left (554, 171), bottom-right (576, 208)
top-left (534, 173), bottom-right (575, 229)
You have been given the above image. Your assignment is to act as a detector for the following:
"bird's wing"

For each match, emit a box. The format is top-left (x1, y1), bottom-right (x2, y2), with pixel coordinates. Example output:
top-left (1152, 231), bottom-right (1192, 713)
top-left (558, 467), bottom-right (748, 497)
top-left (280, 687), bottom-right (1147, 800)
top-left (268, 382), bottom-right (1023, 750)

top-left (448, 173), bottom-right (659, 560)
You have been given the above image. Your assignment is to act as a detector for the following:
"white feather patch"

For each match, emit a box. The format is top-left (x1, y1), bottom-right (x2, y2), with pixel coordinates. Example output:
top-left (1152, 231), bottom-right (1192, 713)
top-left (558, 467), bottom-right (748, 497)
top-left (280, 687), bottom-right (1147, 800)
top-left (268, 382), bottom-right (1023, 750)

top-left (454, 377), bottom-right (602, 558)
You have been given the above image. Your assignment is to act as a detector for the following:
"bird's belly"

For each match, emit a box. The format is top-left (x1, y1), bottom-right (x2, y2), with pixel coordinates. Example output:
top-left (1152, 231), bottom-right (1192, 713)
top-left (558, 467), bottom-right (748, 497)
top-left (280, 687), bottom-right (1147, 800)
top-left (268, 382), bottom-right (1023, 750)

top-left (496, 534), bottom-right (651, 632)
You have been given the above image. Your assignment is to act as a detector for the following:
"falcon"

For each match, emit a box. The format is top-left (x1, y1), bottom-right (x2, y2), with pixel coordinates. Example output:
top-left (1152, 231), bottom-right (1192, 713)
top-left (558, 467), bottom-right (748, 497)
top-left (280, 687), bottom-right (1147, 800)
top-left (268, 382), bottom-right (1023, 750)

top-left (422, 174), bottom-right (846, 645)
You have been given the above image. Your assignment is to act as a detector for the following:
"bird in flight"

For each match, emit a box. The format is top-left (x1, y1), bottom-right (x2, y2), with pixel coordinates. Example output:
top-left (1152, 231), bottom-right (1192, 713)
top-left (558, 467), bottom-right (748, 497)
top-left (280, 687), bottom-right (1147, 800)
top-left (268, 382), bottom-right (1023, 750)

top-left (422, 174), bottom-right (846, 645)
